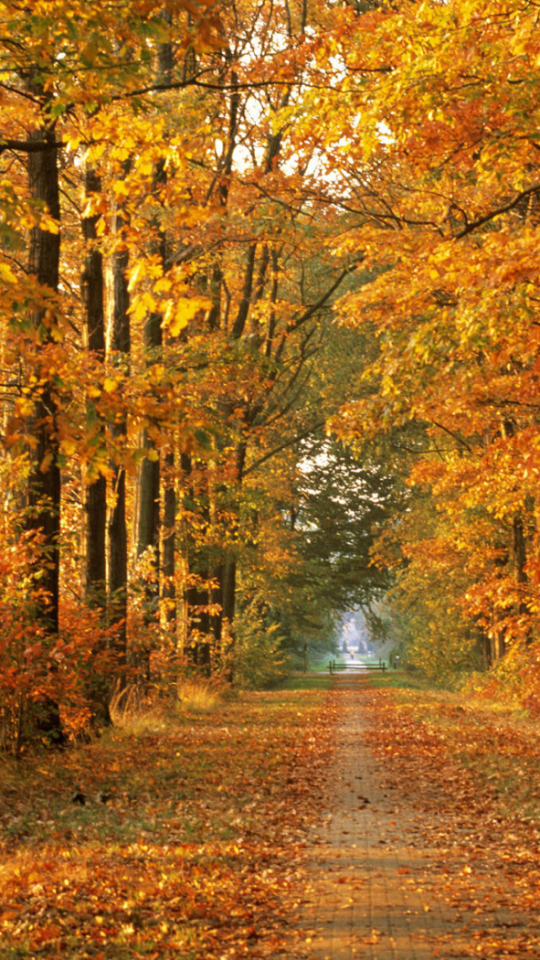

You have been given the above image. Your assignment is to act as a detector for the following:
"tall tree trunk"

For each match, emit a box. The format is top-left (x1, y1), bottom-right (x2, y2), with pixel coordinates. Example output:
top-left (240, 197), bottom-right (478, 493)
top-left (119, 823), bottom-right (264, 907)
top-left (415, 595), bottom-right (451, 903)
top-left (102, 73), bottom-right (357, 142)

top-left (502, 420), bottom-right (530, 644)
top-left (163, 449), bottom-right (176, 626)
top-left (514, 514), bottom-right (529, 640)
top-left (136, 305), bottom-right (162, 629)
top-left (27, 126), bottom-right (61, 629)
top-left (81, 164), bottom-right (110, 725)
top-left (180, 451), bottom-right (211, 673)
top-left (25, 119), bottom-right (65, 745)
top-left (82, 166), bottom-right (107, 604)
top-left (136, 24), bottom-right (175, 638)
top-left (108, 205), bottom-right (130, 687)
top-left (214, 439), bottom-right (246, 674)
top-left (158, 22), bottom-right (178, 629)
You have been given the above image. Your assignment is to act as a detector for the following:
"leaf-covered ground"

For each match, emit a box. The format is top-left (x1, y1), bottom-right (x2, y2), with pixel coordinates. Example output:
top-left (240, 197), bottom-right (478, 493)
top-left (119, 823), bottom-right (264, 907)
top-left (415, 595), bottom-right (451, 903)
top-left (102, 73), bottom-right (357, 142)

top-left (5, 675), bottom-right (540, 960)
top-left (358, 680), bottom-right (540, 958)
top-left (0, 682), bottom-right (335, 960)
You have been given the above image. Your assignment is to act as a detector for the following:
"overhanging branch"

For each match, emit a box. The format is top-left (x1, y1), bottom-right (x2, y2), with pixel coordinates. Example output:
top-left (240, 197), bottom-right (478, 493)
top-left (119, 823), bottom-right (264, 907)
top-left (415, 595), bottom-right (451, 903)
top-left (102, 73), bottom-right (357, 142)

top-left (244, 420), bottom-right (326, 476)
top-left (0, 138), bottom-right (61, 155)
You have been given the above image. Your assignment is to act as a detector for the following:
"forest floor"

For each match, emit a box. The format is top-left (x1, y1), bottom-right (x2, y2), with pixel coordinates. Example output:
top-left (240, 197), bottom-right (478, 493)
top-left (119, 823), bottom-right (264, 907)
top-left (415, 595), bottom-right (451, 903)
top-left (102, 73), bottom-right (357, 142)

top-left (2, 673), bottom-right (540, 959)
top-left (0, 677), bottom-right (333, 960)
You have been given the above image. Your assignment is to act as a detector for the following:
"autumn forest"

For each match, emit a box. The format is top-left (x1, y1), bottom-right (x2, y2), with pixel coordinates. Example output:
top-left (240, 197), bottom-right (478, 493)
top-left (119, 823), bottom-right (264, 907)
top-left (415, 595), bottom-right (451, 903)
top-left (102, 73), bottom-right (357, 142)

top-left (1, 0), bottom-right (540, 749)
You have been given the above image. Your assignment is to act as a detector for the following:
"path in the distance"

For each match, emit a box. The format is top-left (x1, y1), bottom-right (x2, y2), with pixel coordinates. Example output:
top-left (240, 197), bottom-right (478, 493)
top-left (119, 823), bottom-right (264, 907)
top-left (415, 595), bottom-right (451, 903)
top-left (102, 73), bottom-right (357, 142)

top-left (296, 673), bottom-right (493, 960)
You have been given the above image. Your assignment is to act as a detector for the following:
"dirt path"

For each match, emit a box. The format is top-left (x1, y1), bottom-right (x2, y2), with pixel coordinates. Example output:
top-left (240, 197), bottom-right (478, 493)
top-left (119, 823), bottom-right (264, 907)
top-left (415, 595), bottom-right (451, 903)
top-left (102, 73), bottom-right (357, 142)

top-left (296, 674), bottom-right (540, 960)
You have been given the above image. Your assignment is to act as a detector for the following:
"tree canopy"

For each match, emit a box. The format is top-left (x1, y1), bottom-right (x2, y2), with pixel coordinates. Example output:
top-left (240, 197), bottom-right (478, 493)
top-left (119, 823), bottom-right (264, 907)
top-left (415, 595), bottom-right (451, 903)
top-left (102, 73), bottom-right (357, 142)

top-left (2, 0), bottom-right (540, 747)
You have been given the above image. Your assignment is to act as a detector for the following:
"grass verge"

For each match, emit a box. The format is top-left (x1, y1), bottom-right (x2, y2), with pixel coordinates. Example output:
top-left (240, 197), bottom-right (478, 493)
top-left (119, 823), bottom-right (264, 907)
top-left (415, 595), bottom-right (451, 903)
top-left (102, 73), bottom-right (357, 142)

top-left (274, 672), bottom-right (334, 691)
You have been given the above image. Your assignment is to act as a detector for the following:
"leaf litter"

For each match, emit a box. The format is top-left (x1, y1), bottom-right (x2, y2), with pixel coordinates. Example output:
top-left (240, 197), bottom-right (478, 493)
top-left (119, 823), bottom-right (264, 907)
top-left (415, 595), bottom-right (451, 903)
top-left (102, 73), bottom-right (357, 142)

top-left (5, 678), bottom-right (540, 960)
top-left (0, 687), bottom-right (335, 960)
top-left (357, 683), bottom-right (540, 958)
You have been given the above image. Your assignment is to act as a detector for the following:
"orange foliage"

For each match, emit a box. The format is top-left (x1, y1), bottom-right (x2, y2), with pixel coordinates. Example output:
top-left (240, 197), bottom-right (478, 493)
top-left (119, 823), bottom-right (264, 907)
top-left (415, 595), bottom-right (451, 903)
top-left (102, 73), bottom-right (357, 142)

top-left (310, 0), bottom-right (540, 679)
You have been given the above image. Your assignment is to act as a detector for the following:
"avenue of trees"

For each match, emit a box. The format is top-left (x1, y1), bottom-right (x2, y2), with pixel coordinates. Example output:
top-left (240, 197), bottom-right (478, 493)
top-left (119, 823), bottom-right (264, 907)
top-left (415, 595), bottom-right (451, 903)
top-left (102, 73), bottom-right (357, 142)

top-left (2, 0), bottom-right (540, 747)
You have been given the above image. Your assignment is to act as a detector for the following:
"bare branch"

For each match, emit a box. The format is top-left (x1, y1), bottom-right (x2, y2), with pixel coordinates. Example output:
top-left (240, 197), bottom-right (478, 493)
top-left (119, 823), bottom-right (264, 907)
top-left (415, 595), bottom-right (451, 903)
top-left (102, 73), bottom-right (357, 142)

top-left (244, 420), bottom-right (326, 476)
top-left (456, 182), bottom-right (540, 238)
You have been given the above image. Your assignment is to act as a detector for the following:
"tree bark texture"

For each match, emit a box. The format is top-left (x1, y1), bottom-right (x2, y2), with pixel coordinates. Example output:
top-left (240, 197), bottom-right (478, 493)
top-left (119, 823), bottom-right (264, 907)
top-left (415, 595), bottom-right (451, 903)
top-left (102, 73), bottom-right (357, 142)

top-left (26, 125), bottom-right (62, 632)
top-left (82, 166), bottom-right (107, 605)
top-left (24, 117), bottom-right (65, 746)
top-left (108, 215), bottom-right (130, 677)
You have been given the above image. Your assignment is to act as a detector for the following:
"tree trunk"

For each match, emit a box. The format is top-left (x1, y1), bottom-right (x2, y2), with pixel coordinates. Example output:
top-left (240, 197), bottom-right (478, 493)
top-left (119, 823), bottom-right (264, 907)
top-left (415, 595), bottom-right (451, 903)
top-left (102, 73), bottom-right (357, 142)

top-left (136, 29), bottom-right (173, 637)
top-left (81, 165), bottom-right (110, 725)
top-left (158, 21), bottom-right (177, 627)
top-left (502, 421), bottom-right (530, 643)
top-left (180, 451), bottom-right (212, 672)
top-left (27, 126), bottom-right (61, 630)
top-left (82, 166), bottom-right (107, 604)
top-left (25, 120), bottom-right (65, 746)
top-left (136, 302), bottom-right (162, 636)
top-left (514, 513), bottom-right (530, 643)
top-left (163, 449), bottom-right (176, 626)
top-left (108, 210), bottom-right (130, 686)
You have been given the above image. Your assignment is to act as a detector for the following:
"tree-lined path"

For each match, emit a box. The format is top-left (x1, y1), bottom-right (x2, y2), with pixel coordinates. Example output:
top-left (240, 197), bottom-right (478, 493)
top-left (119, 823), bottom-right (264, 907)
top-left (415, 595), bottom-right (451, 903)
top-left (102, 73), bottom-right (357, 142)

top-left (296, 677), bottom-right (540, 960)
top-left (4, 672), bottom-right (540, 958)
top-left (3, 0), bottom-right (540, 753)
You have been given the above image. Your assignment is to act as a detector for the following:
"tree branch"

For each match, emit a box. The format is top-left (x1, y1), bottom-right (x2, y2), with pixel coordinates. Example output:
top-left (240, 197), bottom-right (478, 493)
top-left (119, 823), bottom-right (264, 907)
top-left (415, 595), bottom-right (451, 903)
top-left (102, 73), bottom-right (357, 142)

top-left (287, 262), bottom-right (361, 334)
top-left (244, 420), bottom-right (326, 476)
top-left (429, 419), bottom-right (474, 453)
top-left (456, 182), bottom-right (540, 238)
top-left (0, 138), bottom-right (61, 155)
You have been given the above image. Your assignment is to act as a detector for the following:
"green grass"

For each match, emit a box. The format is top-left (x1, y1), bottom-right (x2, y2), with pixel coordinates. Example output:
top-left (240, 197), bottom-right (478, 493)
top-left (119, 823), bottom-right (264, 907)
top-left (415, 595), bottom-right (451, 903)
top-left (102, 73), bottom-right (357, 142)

top-left (363, 668), bottom-right (437, 691)
top-left (304, 657), bottom-right (336, 673)
top-left (275, 672), bottom-right (334, 690)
